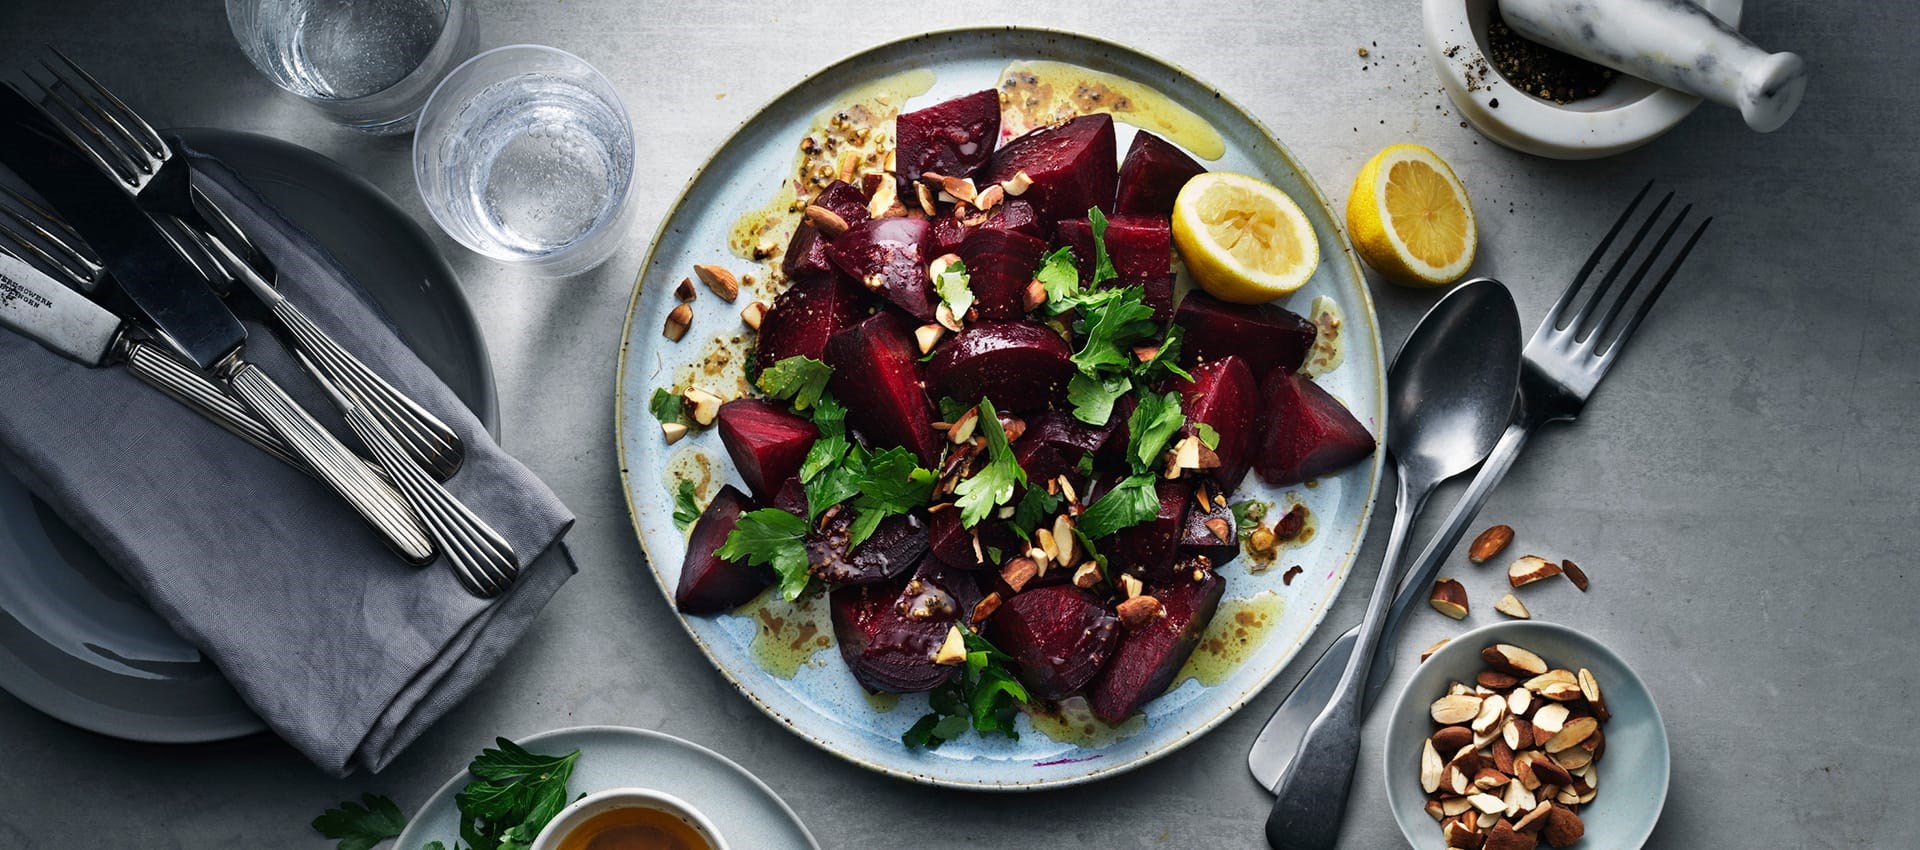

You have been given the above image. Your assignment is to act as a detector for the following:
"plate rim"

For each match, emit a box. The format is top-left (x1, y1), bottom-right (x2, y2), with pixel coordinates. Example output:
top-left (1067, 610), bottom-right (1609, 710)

top-left (392, 724), bottom-right (822, 850)
top-left (0, 126), bottom-right (499, 745)
top-left (613, 24), bottom-right (1387, 790)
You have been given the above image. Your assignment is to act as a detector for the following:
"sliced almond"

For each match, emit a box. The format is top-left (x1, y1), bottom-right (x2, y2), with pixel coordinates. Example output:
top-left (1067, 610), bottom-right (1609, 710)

top-left (932, 625), bottom-right (966, 665)
top-left (1492, 736), bottom-right (1516, 775)
top-left (661, 421), bottom-right (689, 444)
top-left (739, 299), bottom-right (769, 330)
top-left (866, 178), bottom-right (899, 218)
top-left (1476, 810), bottom-right (1500, 831)
top-left (1425, 800), bottom-right (1447, 823)
top-left (935, 301), bottom-right (964, 332)
top-left (1507, 687), bottom-right (1534, 717)
top-left (1034, 528), bottom-right (1059, 564)
top-left (1022, 278), bottom-right (1047, 311)
top-left (682, 386), bottom-right (723, 426)
top-left (1577, 668), bottom-right (1609, 721)
top-left (1468, 524), bottom-right (1514, 564)
top-left (1560, 559), bottom-right (1590, 592)
top-left (1000, 557), bottom-right (1037, 593)
top-left (1500, 719), bottom-right (1522, 752)
top-left (1513, 801), bottom-right (1553, 834)
top-left (1523, 669), bottom-right (1579, 692)
top-left (1542, 717), bottom-right (1598, 753)
top-left (1482, 644), bottom-right (1548, 676)
top-left (1474, 767), bottom-right (1511, 791)
top-left (1431, 694), bottom-right (1483, 725)
top-left (1071, 561), bottom-right (1101, 589)
top-left (1529, 753), bottom-right (1574, 788)
top-left (1053, 514), bottom-right (1077, 567)
top-left (1494, 593), bottom-right (1532, 619)
top-left (1431, 725), bottom-right (1474, 754)
top-left (1507, 555), bottom-right (1563, 588)
top-left (1467, 793), bottom-right (1507, 815)
top-left (1531, 703), bottom-right (1569, 734)
top-left (802, 204), bottom-right (849, 238)
top-left (969, 592), bottom-right (1002, 625)
top-left (974, 183), bottom-right (1005, 210)
top-left (1421, 638), bottom-right (1452, 663)
top-left (1541, 805), bottom-right (1585, 847)
top-left (1442, 819), bottom-right (1482, 849)
top-left (1119, 573), bottom-right (1144, 599)
top-left (1001, 170), bottom-right (1033, 196)
top-left (673, 276), bottom-right (698, 302)
top-left (914, 180), bottom-right (937, 216)
top-left (1472, 693), bottom-right (1509, 735)
top-left (1483, 820), bottom-right (1530, 850)
top-left (663, 302), bottom-right (694, 341)
top-left (948, 407), bottom-right (979, 445)
top-left (1421, 738), bottom-right (1445, 794)
top-left (1537, 681), bottom-right (1585, 702)
top-left (1477, 670), bottom-right (1520, 690)
top-left (1430, 578), bottom-right (1471, 620)
top-left (1551, 746), bottom-right (1593, 771)
top-left (1439, 797), bottom-right (1474, 817)
top-left (1116, 594), bottom-right (1164, 630)
top-left (914, 322), bottom-right (946, 354)
top-left (692, 264), bottom-right (740, 301)
top-left (1448, 765), bottom-right (1472, 796)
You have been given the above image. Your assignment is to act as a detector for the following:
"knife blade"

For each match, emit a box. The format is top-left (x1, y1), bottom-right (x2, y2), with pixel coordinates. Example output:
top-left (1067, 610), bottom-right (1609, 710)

top-left (0, 250), bottom-right (120, 365)
top-left (0, 83), bottom-right (243, 371)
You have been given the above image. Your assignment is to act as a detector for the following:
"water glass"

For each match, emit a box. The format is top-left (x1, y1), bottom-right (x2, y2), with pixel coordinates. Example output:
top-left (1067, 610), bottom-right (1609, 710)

top-left (413, 45), bottom-right (635, 277)
top-left (226, 0), bottom-right (478, 134)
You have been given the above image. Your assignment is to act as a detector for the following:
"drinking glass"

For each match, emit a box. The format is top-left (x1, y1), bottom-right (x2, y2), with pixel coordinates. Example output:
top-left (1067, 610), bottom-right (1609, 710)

top-left (226, 0), bottom-right (478, 134)
top-left (413, 45), bottom-right (636, 277)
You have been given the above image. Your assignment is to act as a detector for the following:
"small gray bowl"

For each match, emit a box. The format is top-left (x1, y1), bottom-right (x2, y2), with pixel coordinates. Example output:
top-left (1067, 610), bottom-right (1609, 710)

top-left (1383, 621), bottom-right (1670, 848)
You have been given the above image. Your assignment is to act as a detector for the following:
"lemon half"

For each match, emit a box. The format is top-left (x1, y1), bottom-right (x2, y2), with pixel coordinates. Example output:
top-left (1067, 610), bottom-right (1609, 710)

top-left (1172, 172), bottom-right (1319, 304)
top-left (1346, 144), bottom-right (1476, 287)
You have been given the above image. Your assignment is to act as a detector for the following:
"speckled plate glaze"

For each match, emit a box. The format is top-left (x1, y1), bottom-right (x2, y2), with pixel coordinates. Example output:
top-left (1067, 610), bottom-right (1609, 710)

top-left (615, 27), bottom-right (1386, 790)
top-left (395, 726), bottom-right (819, 850)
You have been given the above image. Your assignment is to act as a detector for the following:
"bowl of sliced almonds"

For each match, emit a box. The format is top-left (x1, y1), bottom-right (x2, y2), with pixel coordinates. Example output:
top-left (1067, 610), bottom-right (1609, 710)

top-left (1383, 621), bottom-right (1669, 850)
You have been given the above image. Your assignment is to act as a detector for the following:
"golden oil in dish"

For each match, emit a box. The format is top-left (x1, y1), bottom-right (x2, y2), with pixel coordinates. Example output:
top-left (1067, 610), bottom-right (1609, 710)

top-left (1024, 697), bottom-right (1146, 746)
top-left (863, 691), bottom-right (900, 712)
top-left (737, 589), bottom-right (833, 679)
top-left (555, 805), bottom-right (710, 850)
top-left (1179, 591), bottom-right (1284, 687)
top-left (664, 447), bottom-right (716, 509)
top-left (675, 332), bottom-right (754, 399)
top-left (998, 60), bottom-right (1225, 160)
top-left (728, 68), bottom-right (936, 265)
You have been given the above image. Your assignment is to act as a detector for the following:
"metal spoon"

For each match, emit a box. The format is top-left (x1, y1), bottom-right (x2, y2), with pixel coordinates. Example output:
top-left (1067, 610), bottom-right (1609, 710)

top-left (1265, 279), bottom-right (1521, 850)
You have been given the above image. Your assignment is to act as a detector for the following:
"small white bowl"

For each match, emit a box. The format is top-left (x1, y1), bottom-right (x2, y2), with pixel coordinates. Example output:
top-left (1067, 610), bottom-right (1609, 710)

top-left (1383, 621), bottom-right (1670, 849)
top-left (1422, 0), bottom-right (1742, 159)
top-left (530, 787), bottom-right (729, 850)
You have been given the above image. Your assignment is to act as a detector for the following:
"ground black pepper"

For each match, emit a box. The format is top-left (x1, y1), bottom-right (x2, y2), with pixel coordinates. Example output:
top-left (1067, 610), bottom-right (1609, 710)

top-left (1485, 7), bottom-right (1615, 103)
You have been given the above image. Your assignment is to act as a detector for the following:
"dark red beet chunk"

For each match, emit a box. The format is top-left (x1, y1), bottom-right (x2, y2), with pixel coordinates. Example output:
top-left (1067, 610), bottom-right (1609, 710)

top-left (957, 228), bottom-right (1048, 320)
top-left (806, 509), bottom-right (927, 585)
top-left (985, 584), bottom-right (1120, 701)
top-left (1255, 370), bottom-right (1377, 486)
top-left (931, 215), bottom-right (969, 255)
top-left (1105, 478), bottom-right (1191, 584)
top-left (810, 180), bottom-right (871, 227)
top-left (895, 89), bottom-right (1001, 182)
top-left (1178, 495), bottom-right (1238, 566)
top-left (1173, 355), bottom-right (1258, 492)
top-left (754, 275), bottom-right (870, 370)
top-left (823, 313), bottom-right (944, 466)
top-left (716, 399), bottom-right (817, 501)
top-left (829, 217), bottom-right (935, 320)
top-left (927, 507), bottom-right (1022, 570)
top-left (1174, 292), bottom-right (1317, 377)
top-left (975, 199), bottom-right (1046, 240)
top-left (831, 560), bottom-right (981, 693)
top-left (1087, 561), bottom-right (1225, 723)
top-left (1113, 131), bottom-right (1207, 217)
top-left (674, 485), bottom-right (772, 614)
top-left (1054, 215), bottom-right (1172, 280)
top-left (771, 476), bottom-right (808, 518)
top-left (926, 321), bottom-right (1072, 414)
top-left (1013, 408), bottom-right (1116, 484)
top-left (780, 221), bottom-right (835, 284)
top-left (979, 114), bottom-right (1117, 222)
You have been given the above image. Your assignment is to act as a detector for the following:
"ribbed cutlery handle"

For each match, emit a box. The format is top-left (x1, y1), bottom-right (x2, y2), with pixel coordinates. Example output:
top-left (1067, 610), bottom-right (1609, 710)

top-left (272, 302), bottom-right (465, 481)
top-left (227, 363), bottom-right (434, 564)
top-left (123, 339), bottom-right (301, 469)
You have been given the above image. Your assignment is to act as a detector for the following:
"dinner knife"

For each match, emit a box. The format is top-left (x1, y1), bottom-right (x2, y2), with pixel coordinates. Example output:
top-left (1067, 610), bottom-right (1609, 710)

top-left (0, 250), bottom-right (431, 563)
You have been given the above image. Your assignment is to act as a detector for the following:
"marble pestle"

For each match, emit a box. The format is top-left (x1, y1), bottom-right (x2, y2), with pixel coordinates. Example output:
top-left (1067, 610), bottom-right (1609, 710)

top-left (1500, 0), bottom-right (1806, 132)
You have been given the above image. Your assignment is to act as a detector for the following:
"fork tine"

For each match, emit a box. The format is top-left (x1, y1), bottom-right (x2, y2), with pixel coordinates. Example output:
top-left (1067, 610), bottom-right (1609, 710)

top-left (1597, 215), bottom-right (1711, 358)
top-left (1568, 191), bottom-right (1673, 341)
top-left (1543, 181), bottom-right (1652, 332)
top-left (11, 77), bottom-right (142, 188)
top-left (36, 60), bottom-right (155, 174)
top-left (1591, 203), bottom-right (1690, 349)
top-left (0, 184), bottom-right (104, 288)
top-left (45, 46), bottom-right (166, 157)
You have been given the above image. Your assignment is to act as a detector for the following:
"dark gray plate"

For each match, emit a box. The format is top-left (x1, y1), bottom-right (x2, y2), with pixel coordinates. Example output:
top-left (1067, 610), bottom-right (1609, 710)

top-left (0, 128), bottom-right (497, 743)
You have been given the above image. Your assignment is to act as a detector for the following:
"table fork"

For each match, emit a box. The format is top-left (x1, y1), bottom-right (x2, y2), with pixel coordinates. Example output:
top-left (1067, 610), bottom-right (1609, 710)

top-left (18, 48), bottom-right (466, 481)
top-left (1256, 183), bottom-right (1711, 820)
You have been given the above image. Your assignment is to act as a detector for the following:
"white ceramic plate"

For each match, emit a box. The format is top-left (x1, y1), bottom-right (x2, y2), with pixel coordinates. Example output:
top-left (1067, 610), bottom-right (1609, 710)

top-left (615, 27), bottom-right (1386, 789)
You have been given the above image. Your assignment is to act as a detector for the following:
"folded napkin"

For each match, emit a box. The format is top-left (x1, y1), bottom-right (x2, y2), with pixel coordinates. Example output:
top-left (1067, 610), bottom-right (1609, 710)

top-left (0, 143), bottom-right (575, 776)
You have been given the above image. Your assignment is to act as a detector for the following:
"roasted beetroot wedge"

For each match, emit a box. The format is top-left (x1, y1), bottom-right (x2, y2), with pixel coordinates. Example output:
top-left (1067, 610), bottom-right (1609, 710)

top-left (1054, 215), bottom-right (1172, 280)
top-left (931, 215), bottom-right (969, 255)
top-left (771, 475), bottom-right (809, 518)
top-left (831, 559), bottom-right (982, 693)
top-left (806, 509), bottom-right (928, 585)
top-left (958, 228), bottom-right (1049, 320)
top-left (927, 321), bottom-right (1073, 413)
top-left (894, 89), bottom-right (1001, 181)
top-left (979, 113), bottom-right (1117, 222)
top-left (1113, 131), bottom-right (1207, 217)
top-left (1087, 561), bottom-right (1224, 723)
top-left (780, 221), bottom-right (836, 284)
top-left (674, 485), bottom-right (772, 614)
top-left (716, 399), bottom-right (817, 501)
top-left (985, 584), bottom-right (1120, 701)
top-left (1255, 370), bottom-right (1377, 486)
top-left (1179, 494), bottom-right (1238, 566)
top-left (1173, 355), bottom-right (1258, 492)
top-left (1013, 408), bottom-right (1116, 483)
top-left (754, 274), bottom-right (870, 370)
top-left (1105, 478), bottom-right (1192, 584)
top-left (810, 179), bottom-right (871, 227)
top-left (927, 507), bottom-right (1023, 570)
top-left (975, 198), bottom-right (1046, 240)
top-left (829, 217), bottom-right (936, 320)
top-left (823, 313), bottom-right (944, 466)
top-left (1174, 291), bottom-right (1318, 377)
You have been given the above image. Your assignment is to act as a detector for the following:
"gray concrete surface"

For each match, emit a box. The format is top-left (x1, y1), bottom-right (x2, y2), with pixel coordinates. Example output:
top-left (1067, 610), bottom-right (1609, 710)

top-left (0, 1), bottom-right (1912, 847)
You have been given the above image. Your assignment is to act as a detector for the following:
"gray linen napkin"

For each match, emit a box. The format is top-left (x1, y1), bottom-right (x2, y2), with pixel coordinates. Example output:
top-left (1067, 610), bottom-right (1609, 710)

top-left (0, 144), bottom-right (575, 776)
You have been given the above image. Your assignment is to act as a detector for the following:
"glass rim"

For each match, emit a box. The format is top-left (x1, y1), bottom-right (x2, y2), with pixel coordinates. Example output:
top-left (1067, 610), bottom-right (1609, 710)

top-left (412, 43), bottom-right (636, 273)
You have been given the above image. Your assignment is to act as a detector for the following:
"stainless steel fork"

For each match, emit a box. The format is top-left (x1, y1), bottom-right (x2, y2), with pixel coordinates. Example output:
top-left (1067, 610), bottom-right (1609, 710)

top-left (18, 48), bottom-right (467, 481)
top-left (1249, 183), bottom-right (1711, 793)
